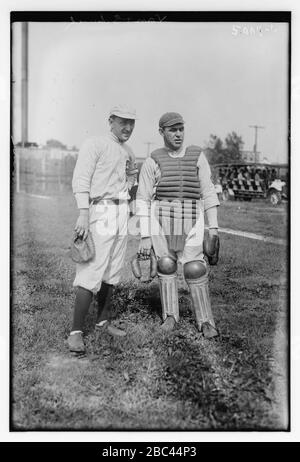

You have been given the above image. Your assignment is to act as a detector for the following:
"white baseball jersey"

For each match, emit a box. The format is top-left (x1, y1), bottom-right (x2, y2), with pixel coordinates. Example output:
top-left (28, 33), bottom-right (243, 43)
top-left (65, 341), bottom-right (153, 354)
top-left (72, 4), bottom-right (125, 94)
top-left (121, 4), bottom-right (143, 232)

top-left (72, 132), bottom-right (135, 209)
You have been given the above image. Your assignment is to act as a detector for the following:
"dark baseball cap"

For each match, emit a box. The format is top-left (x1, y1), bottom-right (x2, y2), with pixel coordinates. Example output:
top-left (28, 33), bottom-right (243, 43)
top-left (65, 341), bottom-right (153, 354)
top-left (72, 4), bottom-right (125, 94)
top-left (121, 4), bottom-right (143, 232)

top-left (159, 112), bottom-right (184, 128)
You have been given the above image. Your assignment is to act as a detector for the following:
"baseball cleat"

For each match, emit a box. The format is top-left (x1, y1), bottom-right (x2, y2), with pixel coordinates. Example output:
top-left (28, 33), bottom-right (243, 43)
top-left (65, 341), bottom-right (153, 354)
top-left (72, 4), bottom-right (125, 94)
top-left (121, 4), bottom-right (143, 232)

top-left (160, 316), bottom-right (176, 332)
top-left (201, 322), bottom-right (219, 339)
top-left (67, 332), bottom-right (86, 354)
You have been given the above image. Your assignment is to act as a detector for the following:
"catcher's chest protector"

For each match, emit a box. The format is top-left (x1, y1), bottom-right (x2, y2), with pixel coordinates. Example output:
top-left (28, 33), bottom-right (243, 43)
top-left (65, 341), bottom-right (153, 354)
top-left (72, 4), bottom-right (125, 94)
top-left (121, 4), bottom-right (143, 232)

top-left (151, 147), bottom-right (201, 201)
top-left (151, 147), bottom-right (202, 252)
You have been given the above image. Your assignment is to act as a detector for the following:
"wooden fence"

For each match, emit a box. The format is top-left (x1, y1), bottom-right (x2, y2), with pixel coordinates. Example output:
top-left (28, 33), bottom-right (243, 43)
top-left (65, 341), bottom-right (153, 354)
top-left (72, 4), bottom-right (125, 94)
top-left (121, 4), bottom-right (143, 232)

top-left (13, 147), bottom-right (78, 195)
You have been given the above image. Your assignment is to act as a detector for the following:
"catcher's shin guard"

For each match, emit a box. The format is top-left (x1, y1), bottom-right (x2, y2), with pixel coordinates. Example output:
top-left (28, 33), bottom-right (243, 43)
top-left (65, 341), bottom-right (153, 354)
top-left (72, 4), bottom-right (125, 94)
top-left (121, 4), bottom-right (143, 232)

top-left (184, 261), bottom-right (216, 331)
top-left (158, 273), bottom-right (179, 322)
top-left (157, 254), bottom-right (179, 322)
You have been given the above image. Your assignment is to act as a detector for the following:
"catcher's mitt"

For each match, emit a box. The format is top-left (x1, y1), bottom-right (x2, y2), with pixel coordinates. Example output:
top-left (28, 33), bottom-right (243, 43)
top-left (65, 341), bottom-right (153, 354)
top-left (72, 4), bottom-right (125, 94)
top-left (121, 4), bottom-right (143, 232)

top-left (203, 234), bottom-right (220, 266)
top-left (131, 249), bottom-right (157, 282)
top-left (69, 232), bottom-right (95, 263)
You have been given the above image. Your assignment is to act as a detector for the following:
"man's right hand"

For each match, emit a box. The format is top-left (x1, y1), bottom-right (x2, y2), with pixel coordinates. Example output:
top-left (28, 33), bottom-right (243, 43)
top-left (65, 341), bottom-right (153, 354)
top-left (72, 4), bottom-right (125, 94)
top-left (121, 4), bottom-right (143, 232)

top-left (138, 237), bottom-right (152, 260)
top-left (74, 209), bottom-right (89, 240)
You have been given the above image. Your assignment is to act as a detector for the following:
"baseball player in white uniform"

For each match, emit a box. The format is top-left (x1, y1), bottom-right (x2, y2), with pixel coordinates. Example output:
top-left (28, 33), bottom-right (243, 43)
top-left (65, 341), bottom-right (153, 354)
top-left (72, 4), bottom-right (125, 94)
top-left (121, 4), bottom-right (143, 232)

top-left (68, 104), bottom-right (138, 354)
top-left (135, 112), bottom-right (220, 338)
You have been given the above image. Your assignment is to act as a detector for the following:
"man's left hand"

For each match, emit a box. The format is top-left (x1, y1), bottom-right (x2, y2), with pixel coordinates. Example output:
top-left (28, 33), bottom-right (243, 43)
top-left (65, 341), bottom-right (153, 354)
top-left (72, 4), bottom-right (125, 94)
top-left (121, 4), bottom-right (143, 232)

top-left (126, 160), bottom-right (139, 177)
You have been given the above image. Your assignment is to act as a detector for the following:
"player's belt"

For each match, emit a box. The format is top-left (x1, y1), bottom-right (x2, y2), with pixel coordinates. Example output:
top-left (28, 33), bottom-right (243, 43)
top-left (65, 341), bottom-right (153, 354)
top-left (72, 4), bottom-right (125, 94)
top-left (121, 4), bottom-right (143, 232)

top-left (90, 197), bottom-right (129, 205)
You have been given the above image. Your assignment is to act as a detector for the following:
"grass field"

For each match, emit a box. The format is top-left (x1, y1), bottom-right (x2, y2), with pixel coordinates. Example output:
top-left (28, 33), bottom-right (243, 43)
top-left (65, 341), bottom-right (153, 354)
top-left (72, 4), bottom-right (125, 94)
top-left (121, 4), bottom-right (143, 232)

top-left (11, 193), bottom-right (289, 430)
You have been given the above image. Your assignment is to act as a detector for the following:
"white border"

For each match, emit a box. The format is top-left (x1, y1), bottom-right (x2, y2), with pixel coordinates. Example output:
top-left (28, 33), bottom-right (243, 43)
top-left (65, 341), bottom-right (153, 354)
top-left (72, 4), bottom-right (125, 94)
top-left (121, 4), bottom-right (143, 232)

top-left (1, 0), bottom-right (298, 443)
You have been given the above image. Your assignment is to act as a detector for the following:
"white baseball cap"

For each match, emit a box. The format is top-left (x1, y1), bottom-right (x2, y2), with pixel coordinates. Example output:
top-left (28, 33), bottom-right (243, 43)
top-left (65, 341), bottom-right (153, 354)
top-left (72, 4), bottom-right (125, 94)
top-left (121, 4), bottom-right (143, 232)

top-left (109, 104), bottom-right (138, 120)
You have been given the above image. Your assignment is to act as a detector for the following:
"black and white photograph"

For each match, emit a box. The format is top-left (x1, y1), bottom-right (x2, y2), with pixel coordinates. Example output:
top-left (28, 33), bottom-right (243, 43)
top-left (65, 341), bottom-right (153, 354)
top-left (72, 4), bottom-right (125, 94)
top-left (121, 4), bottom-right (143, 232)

top-left (5, 5), bottom-right (295, 439)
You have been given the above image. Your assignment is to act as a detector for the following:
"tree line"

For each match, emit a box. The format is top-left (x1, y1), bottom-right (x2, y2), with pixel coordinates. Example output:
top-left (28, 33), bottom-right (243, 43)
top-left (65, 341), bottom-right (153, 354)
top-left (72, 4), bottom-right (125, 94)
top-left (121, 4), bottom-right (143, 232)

top-left (204, 132), bottom-right (244, 165)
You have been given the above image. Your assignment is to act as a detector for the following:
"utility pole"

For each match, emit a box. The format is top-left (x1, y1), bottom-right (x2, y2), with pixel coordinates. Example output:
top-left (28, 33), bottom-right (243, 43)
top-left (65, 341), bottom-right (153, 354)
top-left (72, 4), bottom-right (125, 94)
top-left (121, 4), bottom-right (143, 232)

top-left (21, 22), bottom-right (29, 147)
top-left (144, 142), bottom-right (155, 157)
top-left (249, 125), bottom-right (265, 163)
top-left (16, 22), bottom-right (29, 193)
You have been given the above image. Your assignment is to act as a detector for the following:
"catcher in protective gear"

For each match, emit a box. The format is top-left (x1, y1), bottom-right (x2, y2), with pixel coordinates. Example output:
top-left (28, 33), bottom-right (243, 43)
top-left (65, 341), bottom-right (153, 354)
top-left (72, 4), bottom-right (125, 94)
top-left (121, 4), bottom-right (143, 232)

top-left (133, 111), bottom-right (220, 337)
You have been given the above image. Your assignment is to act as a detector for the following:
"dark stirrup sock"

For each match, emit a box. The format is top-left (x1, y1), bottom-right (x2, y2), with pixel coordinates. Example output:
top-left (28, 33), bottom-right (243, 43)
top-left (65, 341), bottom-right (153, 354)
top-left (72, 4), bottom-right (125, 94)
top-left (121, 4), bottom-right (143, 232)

top-left (71, 286), bottom-right (93, 332)
top-left (96, 282), bottom-right (114, 324)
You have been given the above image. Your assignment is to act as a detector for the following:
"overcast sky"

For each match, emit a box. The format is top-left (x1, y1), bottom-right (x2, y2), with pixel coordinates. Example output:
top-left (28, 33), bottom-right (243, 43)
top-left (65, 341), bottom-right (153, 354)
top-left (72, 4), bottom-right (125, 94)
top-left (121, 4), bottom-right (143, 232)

top-left (12, 20), bottom-right (289, 163)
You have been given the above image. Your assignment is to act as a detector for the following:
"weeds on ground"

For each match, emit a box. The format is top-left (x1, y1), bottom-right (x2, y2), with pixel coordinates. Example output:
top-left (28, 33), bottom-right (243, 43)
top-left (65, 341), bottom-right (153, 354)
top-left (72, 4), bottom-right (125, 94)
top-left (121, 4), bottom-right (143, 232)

top-left (11, 194), bottom-right (288, 430)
